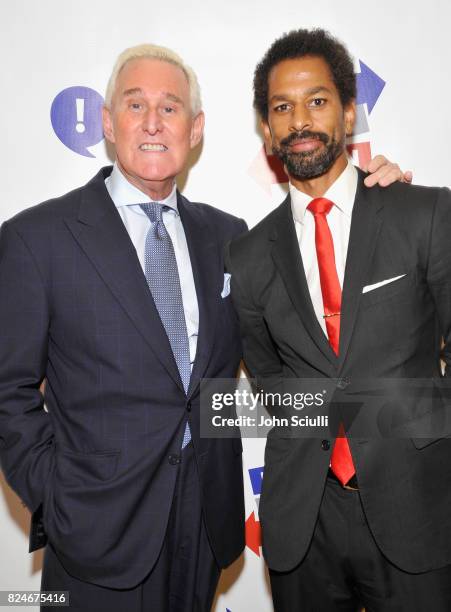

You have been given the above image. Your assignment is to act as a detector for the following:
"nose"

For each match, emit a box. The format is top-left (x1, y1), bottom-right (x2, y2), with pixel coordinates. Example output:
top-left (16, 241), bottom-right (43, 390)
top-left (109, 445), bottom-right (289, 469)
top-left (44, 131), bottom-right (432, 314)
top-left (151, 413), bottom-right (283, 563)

top-left (142, 108), bottom-right (163, 134)
top-left (289, 105), bottom-right (312, 133)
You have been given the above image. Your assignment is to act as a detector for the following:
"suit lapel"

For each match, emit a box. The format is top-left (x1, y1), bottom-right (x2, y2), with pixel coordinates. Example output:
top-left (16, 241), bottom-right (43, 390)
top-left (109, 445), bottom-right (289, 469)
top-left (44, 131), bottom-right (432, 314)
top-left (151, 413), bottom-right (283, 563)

top-left (64, 168), bottom-right (185, 392)
top-left (177, 194), bottom-right (219, 399)
top-left (271, 196), bottom-right (338, 367)
top-left (338, 170), bottom-right (384, 369)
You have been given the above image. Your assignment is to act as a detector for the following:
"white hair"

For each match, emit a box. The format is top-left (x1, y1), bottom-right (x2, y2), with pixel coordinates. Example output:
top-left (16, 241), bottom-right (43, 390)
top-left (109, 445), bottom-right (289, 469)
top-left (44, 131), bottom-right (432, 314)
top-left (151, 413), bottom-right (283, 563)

top-left (105, 43), bottom-right (202, 115)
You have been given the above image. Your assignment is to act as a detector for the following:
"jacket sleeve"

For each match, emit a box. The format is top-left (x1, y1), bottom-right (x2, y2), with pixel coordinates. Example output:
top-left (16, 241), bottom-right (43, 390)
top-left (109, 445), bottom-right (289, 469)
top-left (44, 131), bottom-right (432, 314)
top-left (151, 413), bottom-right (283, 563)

top-left (0, 221), bottom-right (54, 513)
top-left (409, 186), bottom-right (451, 449)
top-left (427, 187), bottom-right (451, 377)
top-left (225, 239), bottom-right (286, 416)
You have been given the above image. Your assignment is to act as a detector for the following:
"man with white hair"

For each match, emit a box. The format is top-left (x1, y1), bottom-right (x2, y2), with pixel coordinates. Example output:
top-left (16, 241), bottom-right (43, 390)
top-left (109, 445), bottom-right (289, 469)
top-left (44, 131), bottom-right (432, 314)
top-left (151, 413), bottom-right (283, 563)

top-left (0, 43), bottom-right (406, 611)
top-left (0, 44), bottom-right (247, 612)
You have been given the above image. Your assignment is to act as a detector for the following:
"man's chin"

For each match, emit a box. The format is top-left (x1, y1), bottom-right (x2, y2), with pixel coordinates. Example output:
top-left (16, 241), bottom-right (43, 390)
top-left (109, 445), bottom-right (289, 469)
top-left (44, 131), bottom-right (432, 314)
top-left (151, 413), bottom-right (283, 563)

top-left (135, 167), bottom-right (178, 187)
top-left (285, 160), bottom-right (332, 182)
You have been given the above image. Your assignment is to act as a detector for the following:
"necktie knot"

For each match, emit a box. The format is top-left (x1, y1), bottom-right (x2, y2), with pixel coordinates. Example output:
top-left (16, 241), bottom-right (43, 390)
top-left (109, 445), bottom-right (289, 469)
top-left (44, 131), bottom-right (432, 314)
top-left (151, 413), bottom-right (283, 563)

top-left (140, 202), bottom-right (164, 223)
top-left (307, 197), bottom-right (334, 216)
top-left (140, 202), bottom-right (169, 239)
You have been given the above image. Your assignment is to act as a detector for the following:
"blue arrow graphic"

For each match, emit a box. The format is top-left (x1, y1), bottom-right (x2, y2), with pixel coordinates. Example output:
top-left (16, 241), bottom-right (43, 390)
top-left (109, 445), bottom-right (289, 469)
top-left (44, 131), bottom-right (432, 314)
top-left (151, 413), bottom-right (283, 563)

top-left (356, 60), bottom-right (385, 114)
top-left (248, 466), bottom-right (264, 495)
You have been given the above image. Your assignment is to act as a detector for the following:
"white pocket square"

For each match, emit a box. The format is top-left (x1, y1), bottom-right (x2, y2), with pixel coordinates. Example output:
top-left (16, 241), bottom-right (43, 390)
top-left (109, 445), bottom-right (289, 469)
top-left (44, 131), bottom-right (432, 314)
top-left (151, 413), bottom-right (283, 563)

top-left (362, 274), bottom-right (406, 294)
top-left (221, 273), bottom-right (231, 298)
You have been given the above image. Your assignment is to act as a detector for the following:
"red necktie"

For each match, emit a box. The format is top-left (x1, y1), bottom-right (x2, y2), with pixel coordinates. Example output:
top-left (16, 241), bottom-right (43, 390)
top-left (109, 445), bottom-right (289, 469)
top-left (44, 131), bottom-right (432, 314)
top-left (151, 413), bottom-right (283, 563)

top-left (307, 197), bottom-right (355, 486)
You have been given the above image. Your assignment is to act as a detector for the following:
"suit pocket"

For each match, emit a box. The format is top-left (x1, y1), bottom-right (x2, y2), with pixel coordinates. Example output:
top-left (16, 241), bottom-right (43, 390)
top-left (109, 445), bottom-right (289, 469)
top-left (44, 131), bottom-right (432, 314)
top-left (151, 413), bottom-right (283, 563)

top-left (360, 272), bottom-right (414, 308)
top-left (411, 435), bottom-right (451, 450)
top-left (56, 447), bottom-right (121, 484)
top-left (42, 447), bottom-right (122, 548)
top-left (43, 448), bottom-right (121, 535)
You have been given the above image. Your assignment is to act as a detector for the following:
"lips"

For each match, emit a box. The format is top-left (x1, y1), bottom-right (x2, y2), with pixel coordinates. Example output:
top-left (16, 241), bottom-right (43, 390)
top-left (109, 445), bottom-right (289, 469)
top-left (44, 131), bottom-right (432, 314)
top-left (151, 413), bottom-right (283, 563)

top-left (289, 138), bottom-right (322, 153)
top-left (139, 143), bottom-right (168, 152)
top-left (280, 130), bottom-right (329, 152)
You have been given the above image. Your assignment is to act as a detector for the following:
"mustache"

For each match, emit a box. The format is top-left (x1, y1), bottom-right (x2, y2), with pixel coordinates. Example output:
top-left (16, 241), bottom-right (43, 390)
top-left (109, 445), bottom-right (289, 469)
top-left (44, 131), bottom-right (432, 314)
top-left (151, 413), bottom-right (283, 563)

top-left (280, 130), bottom-right (329, 147)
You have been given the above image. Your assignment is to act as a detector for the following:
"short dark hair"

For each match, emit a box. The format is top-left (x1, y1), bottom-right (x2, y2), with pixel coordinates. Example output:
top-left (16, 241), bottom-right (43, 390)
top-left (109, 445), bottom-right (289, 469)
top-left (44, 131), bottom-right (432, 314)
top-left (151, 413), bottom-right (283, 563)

top-left (253, 28), bottom-right (356, 120)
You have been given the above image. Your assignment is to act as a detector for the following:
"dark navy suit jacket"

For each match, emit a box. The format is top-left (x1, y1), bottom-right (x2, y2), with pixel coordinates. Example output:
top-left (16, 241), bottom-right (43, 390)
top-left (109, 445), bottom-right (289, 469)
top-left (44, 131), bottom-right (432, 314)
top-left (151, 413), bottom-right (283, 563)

top-left (0, 167), bottom-right (246, 588)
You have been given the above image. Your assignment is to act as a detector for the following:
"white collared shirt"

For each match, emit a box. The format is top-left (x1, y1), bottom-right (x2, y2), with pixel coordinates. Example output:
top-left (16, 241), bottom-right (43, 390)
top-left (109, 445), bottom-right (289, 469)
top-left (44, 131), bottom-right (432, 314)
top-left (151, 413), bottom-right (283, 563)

top-left (105, 163), bottom-right (199, 366)
top-left (289, 159), bottom-right (358, 336)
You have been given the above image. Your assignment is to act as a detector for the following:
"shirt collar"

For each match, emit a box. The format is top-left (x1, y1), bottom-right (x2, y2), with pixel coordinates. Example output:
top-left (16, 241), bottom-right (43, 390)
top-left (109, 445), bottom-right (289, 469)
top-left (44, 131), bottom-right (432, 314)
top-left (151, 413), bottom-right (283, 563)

top-left (105, 162), bottom-right (178, 213)
top-left (290, 158), bottom-right (358, 224)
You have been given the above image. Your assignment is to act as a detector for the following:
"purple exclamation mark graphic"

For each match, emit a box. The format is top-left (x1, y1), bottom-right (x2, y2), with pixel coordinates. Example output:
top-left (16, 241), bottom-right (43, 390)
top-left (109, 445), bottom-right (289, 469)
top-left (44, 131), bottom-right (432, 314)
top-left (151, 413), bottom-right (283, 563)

top-left (51, 86), bottom-right (104, 157)
top-left (75, 98), bottom-right (86, 133)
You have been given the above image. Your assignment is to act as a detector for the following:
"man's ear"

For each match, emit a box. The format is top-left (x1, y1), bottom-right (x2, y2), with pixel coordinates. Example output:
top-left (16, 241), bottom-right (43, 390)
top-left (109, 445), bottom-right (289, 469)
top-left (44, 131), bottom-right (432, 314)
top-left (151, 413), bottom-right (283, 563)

top-left (261, 118), bottom-right (273, 155)
top-left (344, 100), bottom-right (356, 137)
top-left (102, 106), bottom-right (115, 144)
top-left (190, 111), bottom-right (205, 148)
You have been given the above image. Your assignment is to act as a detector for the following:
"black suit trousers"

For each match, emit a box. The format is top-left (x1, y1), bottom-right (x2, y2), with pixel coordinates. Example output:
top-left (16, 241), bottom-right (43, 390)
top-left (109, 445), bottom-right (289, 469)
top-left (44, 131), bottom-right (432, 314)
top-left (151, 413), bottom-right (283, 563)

top-left (269, 477), bottom-right (451, 612)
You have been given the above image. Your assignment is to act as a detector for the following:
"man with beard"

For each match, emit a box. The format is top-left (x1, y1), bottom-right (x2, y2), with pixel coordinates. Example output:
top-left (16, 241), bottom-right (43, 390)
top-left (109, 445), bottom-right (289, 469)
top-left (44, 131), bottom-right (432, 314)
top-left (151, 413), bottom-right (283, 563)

top-left (226, 28), bottom-right (451, 611)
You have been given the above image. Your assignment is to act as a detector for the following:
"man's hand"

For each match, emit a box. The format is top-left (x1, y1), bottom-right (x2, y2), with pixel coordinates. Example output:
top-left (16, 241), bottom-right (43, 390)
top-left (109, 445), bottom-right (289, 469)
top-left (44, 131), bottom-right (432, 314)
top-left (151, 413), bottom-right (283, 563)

top-left (363, 155), bottom-right (413, 187)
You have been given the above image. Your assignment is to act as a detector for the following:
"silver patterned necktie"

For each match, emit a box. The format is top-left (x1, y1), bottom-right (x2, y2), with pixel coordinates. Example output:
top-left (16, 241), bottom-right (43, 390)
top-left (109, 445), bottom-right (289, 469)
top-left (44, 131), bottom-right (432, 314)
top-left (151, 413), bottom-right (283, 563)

top-left (140, 202), bottom-right (191, 449)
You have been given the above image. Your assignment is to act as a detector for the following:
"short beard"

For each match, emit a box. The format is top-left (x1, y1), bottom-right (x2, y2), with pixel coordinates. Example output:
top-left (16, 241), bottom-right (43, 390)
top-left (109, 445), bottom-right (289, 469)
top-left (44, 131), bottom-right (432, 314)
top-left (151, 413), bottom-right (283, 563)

top-left (272, 130), bottom-right (344, 181)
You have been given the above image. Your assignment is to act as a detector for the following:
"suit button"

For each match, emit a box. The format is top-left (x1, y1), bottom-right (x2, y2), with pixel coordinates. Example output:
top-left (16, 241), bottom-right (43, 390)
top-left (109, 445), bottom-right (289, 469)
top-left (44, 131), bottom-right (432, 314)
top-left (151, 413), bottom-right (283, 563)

top-left (168, 454), bottom-right (181, 465)
top-left (186, 401), bottom-right (192, 412)
top-left (321, 440), bottom-right (331, 451)
top-left (337, 377), bottom-right (350, 390)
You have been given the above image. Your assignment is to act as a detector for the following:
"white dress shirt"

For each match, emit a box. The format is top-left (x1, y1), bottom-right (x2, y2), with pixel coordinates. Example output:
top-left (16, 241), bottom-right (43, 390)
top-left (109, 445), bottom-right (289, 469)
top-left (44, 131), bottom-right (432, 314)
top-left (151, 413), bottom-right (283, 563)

top-left (289, 159), bottom-right (358, 336)
top-left (105, 163), bottom-right (199, 366)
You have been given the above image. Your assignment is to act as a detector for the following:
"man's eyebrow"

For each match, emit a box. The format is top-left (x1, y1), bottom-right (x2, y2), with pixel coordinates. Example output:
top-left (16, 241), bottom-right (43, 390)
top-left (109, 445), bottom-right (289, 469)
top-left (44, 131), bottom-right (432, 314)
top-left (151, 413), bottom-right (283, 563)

top-left (269, 86), bottom-right (333, 102)
top-left (122, 87), bottom-right (143, 97)
top-left (304, 86), bottom-right (333, 96)
top-left (121, 88), bottom-right (185, 106)
top-left (165, 93), bottom-right (185, 106)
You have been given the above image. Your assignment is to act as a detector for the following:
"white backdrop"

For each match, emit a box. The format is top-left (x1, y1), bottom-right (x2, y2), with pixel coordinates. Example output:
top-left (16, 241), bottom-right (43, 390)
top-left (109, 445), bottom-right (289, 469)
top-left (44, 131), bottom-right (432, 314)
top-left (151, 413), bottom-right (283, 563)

top-left (2, 1), bottom-right (450, 610)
